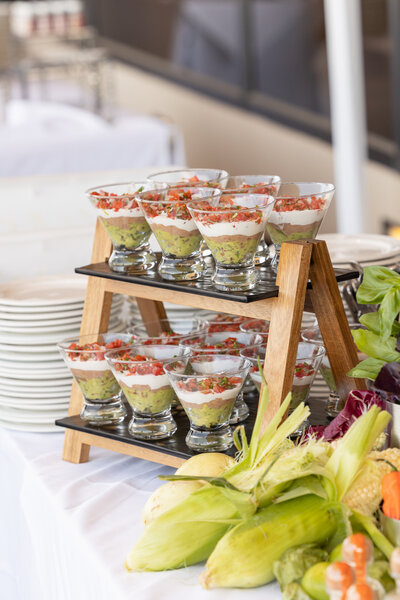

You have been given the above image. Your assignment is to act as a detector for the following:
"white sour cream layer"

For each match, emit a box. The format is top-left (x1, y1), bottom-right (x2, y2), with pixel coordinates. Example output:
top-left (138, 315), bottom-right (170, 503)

top-left (119, 373), bottom-right (170, 389)
top-left (269, 208), bottom-right (324, 227)
top-left (196, 220), bottom-right (264, 239)
top-left (146, 214), bottom-right (198, 232)
top-left (66, 358), bottom-right (108, 371)
top-left (176, 384), bottom-right (241, 405)
top-left (96, 207), bottom-right (143, 219)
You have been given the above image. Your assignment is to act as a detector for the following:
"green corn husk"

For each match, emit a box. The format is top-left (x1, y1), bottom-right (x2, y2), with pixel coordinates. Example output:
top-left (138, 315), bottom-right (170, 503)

top-left (125, 484), bottom-right (250, 571)
top-left (201, 495), bottom-right (341, 589)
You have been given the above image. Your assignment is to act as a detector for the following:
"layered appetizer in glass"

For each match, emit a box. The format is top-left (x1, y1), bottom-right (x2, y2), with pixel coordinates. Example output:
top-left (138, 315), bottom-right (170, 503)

top-left (87, 182), bottom-right (167, 274)
top-left (146, 168), bottom-right (229, 189)
top-left (57, 332), bottom-right (134, 425)
top-left (241, 341), bottom-right (324, 419)
top-left (129, 318), bottom-right (205, 345)
top-left (164, 354), bottom-right (250, 451)
top-left (239, 318), bottom-right (270, 342)
top-left (106, 344), bottom-right (189, 440)
top-left (194, 312), bottom-right (249, 332)
top-left (222, 175), bottom-right (281, 267)
top-left (188, 193), bottom-right (275, 291)
top-left (266, 182), bottom-right (334, 270)
top-left (180, 330), bottom-right (261, 424)
top-left (137, 187), bottom-right (220, 281)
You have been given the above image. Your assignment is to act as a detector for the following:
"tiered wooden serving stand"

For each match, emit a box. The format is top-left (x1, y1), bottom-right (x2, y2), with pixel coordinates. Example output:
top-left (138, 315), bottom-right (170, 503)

top-left (56, 220), bottom-right (366, 467)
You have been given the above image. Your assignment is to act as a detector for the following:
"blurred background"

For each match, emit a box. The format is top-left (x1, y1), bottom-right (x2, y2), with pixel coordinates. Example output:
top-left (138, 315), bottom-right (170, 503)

top-left (1, 0), bottom-right (400, 279)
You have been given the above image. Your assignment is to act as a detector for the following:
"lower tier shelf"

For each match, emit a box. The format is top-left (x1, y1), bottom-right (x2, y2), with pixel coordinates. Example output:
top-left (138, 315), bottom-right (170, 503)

top-left (56, 395), bottom-right (328, 462)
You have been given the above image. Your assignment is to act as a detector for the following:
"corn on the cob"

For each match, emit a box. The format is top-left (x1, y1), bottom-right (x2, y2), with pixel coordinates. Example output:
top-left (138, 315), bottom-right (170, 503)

top-left (343, 448), bottom-right (400, 516)
top-left (201, 495), bottom-right (339, 589)
top-left (126, 485), bottom-right (246, 571)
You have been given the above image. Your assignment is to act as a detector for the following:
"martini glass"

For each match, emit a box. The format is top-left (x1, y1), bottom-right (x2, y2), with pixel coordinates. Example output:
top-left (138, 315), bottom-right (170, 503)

top-left (267, 182), bottom-right (334, 272)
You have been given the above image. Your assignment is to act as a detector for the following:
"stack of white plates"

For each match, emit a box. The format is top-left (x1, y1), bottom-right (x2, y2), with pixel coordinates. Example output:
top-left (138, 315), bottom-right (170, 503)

top-left (0, 275), bottom-right (125, 432)
top-left (319, 233), bottom-right (400, 269)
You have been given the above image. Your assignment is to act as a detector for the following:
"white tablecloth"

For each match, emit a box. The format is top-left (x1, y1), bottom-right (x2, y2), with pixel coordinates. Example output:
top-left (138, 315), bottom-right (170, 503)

top-left (0, 427), bottom-right (280, 600)
top-left (0, 101), bottom-right (185, 177)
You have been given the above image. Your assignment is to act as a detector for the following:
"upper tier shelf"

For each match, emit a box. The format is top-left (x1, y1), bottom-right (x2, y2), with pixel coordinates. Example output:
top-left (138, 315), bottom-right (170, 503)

top-left (75, 261), bottom-right (359, 304)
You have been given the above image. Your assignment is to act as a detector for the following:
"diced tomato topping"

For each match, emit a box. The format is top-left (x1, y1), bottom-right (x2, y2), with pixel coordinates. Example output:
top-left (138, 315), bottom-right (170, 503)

top-left (274, 195), bottom-right (326, 213)
top-left (294, 362), bottom-right (315, 378)
top-left (90, 188), bottom-right (145, 211)
top-left (113, 352), bottom-right (167, 376)
top-left (140, 189), bottom-right (194, 221)
top-left (177, 375), bottom-right (242, 394)
top-left (66, 338), bottom-right (133, 361)
top-left (191, 198), bottom-right (263, 225)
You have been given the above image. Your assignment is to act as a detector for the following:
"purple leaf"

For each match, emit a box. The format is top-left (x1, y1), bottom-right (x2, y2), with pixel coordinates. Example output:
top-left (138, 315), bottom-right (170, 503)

top-left (305, 390), bottom-right (385, 443)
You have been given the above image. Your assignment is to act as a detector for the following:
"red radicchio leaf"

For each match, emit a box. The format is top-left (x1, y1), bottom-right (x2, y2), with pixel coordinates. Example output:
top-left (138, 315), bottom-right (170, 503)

top-left (372, 361), bottom-right (400, 405)
top-left (304, 390), bottom-right (385, 443)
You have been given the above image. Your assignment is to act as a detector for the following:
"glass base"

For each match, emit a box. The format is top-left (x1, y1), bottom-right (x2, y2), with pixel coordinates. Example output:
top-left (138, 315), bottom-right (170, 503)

top-left (186, 423), bottom-right (233, 452)
top-left (229, 393), bottom-right (250, 424)
top-left (109, 245), bottom-right (156, 274)
top-left (290, 417), bottom-right (310, 438)
top-left (201, 239), bottom-right (212, 258)
top-left (212, 264), bottom-right (258, 291)
top-left (243, 374), bottom-right (256, 393)
top-left (254, 240), bottom-right (270, 267)
top-left (270, 245), bottom-right (280, 273)
top-left (80, 397), bottom-right (127, 426)
top-left (158, 254), bottom-right (203, 281)
top-left (326, 393), bottom-right (344, 418)
top-left (128, 409), bottom-right (177, 440)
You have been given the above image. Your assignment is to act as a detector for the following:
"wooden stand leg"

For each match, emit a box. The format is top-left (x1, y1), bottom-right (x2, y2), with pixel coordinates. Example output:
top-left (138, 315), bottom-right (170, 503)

top-left (62, 218), bottom-right (114, 463)
top-left (308, 240), bottom-right (366, 399)
top-left (261, 241), bottom-right (313, 432)
top-left (136, 297), bottom-right (169, 335)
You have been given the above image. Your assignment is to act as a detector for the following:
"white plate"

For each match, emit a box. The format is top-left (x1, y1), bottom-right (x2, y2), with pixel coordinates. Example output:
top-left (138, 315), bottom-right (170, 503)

top-left (0, 419), bottom-right (60, 432)
top-left (0, 321), bottom-right (126, 352)
top-left (319, 234), bottom-right (400, 266)
top-left (0, 275), bottom-right (88, 307)
top-left (0, 300), bottom-right (123, 322)
top-left (0, 376), bottom-right (72, 388)
top-left (0, 367), bottom-right (69, 379)
top-left (0, 315), bottom-right (83, 328)
top-left (0, 342), bottom-right (61, 353)
top-left (0, 404), bottom-right (67, 420)
top-left (0, 357), bottom-right (64, 369)
top-left (0, 315), bottom-right (121, 334)
top-left (0, 328), bottom-right (82, 344)
top-left (0, 387), bottom-right (71, 399)
top-left (0, 397), bottom-right (69, 410)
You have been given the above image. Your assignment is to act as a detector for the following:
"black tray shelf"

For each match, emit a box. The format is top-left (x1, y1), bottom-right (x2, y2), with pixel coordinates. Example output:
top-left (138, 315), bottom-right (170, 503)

top-left (75, 261), bottom-right (359, 304)
top-left (56, 396), bottom-right (328, 461)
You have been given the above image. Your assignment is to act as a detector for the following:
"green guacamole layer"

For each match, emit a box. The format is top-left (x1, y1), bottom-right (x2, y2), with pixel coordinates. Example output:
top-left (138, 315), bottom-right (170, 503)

top-left (320, 364), bottom-right (337, 392)
top-left (122, 385), bottom-right (175, 415)
top-left (203, 237), bottom-right (259, 265)
top-left (290, 386), bottom-right (310, 411)
top-left (152, 228), bottom-right (202, 258)
top-left (183, 401), bottom-right (235, 428)
top-left (101, 218), bottom-right (151, 249)
top-left (74, 370), bottom-right (120, 401)
top-left (266, 223), bottom-right (318, 245)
